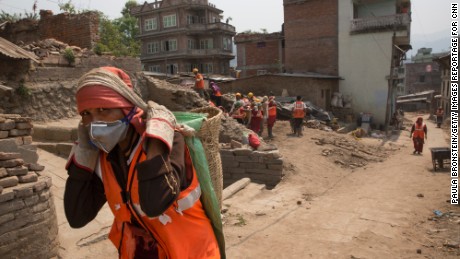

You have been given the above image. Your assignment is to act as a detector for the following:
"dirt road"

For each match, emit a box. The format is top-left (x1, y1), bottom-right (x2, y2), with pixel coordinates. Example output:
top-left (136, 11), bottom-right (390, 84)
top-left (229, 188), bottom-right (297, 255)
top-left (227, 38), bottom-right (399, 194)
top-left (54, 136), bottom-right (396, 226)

top-left (223, 113), bottom-right (459, 259)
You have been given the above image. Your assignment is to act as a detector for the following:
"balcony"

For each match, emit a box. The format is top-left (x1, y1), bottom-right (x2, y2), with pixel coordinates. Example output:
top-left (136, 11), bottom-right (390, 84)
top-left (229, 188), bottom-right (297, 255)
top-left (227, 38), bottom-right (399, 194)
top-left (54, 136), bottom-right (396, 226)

top-left (187, 22), bottom-right (236, 33)
top-left (141, 49), bottom-right (234, 61)
top-left (351, 13), bottom-right (410, 34)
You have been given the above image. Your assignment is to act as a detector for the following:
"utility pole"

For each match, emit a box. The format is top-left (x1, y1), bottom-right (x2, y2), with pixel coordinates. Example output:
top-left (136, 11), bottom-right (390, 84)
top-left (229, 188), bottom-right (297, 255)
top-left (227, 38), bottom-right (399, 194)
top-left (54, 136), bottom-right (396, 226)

top-left (384, 32), bottom-right (396, 134)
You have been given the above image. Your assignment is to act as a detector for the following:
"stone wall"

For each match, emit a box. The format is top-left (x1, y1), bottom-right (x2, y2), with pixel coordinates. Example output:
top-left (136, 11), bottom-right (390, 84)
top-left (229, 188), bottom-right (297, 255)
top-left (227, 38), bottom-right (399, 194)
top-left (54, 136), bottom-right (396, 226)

top-left (220, 147), bottom-right (283, 189)
top-left (0, 114), bottom-right (59, 259)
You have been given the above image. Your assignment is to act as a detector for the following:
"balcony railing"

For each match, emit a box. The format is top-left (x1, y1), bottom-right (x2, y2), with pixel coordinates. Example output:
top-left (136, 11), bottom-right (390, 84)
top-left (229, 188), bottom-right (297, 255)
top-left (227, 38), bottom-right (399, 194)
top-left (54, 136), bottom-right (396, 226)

top-left (351, 13), bottom-right (410, 33)
top-left (187, 22), bottom-right (235, 32)
top-left (142, 49), bottom-right (234, 60)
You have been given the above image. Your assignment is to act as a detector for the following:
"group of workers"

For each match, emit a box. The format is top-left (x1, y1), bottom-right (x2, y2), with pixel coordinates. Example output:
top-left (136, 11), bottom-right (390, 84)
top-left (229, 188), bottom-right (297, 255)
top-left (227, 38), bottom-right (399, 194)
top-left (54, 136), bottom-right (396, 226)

top-left (228, 92), bottom-right (278, 139)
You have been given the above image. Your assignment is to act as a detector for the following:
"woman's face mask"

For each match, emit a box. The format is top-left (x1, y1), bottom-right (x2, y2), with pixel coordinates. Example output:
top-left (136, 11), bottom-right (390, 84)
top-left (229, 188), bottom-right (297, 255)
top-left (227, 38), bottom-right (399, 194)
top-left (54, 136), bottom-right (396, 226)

top-left (88, 107), bottom-right (136, 153)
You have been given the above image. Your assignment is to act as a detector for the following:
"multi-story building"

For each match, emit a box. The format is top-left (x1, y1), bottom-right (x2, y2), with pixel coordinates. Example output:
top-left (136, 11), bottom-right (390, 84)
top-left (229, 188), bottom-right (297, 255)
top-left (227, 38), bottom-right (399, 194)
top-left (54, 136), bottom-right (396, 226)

top-left (234, 32), bottom-right (284, 78)
top-left (404, 48), bottom-right (445, 95)
top-left (338, 0), bottom-right (411, 125)
top-left (434, 53), bottom-right (452, 116)
top-left (131, 0), bottom-right (236, 75)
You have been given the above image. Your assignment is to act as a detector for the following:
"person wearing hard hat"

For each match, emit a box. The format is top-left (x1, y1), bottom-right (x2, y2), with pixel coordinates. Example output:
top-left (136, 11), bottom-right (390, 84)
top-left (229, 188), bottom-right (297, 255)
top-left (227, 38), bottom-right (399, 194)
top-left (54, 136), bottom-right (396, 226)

top-left (192, 68), bottom-right (205, 98)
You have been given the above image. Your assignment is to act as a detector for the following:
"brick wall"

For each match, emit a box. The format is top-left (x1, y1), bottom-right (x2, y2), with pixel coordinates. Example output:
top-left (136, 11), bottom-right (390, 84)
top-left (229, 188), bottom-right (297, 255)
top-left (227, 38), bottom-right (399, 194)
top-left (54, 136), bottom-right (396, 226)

top-left (220, 147), bottom-right (283, 189)
top-left (0, 114), bottom-right (59, 259)
top-left (0, 11), bottom-right (99, 50)
top-left (38, 11), bottom-right (99, 50)
top-left (220, 74), bottom-right (339, 110)
top-left (405, 62), bottom-right (442, 94)
top-left (235, 33), bottom-right (284, 78)
top-left (283, 0), bottom-right (338, 76)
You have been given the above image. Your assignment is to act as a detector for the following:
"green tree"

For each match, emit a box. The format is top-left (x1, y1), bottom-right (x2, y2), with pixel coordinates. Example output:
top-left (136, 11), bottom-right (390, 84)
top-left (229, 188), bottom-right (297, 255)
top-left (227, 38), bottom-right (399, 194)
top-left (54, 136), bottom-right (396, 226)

top-left (59, 0), bottom-right (77, 14)
top-left (95, 1), bottom-right (140, 57)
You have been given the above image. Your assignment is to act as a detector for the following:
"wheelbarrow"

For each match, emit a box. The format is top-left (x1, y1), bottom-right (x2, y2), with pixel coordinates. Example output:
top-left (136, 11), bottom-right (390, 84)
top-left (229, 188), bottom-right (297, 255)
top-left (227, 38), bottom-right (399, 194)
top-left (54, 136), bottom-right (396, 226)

top-left (430, 147), bottom-right (451, 171)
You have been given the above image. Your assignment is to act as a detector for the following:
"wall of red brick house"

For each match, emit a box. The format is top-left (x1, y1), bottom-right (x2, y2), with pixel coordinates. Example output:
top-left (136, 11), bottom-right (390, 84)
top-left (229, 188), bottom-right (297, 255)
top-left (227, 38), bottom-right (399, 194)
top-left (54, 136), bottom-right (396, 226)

top-left (405, 62), bottom-right (442, 94)
top-left (235, 33), bottom-right (283, 78)
top-left (219, 74), bottom-right (338, 109)
top-left (283, 0), bottom-right (338, 76)
top-left (0, 11), bottom-right (99, 50)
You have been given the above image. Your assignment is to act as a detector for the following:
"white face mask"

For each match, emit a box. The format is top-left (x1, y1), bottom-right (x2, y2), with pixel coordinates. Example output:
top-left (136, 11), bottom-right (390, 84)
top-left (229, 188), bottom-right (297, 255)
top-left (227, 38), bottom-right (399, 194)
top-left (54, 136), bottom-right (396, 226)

top-left (88, 107), bottom-right (136, 153)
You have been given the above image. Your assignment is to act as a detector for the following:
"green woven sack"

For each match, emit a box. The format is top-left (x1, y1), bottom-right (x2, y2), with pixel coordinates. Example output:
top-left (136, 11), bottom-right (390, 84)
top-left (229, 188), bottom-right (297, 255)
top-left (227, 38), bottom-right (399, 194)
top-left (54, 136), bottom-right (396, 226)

top-left (173, 111), bottom-right (226, 259)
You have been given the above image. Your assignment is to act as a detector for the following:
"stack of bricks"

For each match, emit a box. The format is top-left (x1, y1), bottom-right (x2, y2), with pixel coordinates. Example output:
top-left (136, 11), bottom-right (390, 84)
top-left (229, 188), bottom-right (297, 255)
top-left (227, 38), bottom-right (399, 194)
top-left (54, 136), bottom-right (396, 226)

top-left (0, 114), bottom-right (59, 258)
top-left (220, 145), bottom-right (284, 189)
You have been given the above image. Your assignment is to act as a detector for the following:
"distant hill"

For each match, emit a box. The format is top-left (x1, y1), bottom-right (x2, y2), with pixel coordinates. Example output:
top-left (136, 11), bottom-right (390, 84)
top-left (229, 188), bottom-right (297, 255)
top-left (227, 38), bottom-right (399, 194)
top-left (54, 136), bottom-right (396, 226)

top-left (408, 29), bottom-right (450, 58)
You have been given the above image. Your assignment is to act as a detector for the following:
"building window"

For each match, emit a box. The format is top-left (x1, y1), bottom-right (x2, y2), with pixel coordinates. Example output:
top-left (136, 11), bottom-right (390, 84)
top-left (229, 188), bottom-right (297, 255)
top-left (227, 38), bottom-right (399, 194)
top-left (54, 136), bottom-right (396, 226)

top-left (204, 63), bottom-right (213, 73)
top-left (257, 42), bottom-right (266, 48)
top-left (200, 39), bottom-right (213, 49)
top-left (188, 39), bottom-right (196, 49)
top-left (163, 14), bottom-right (177, 28)
top-left (147, 42), bottom-right (160, 54)
top-left (148, 65), bottom-right (161, 72)
top-left (144, 18), bottom-right (157, 31)
top-left (163, 39), bottom-right (177, 51)
top-left (223, 37), bottom-right (232, 50)
top-left (419, 75), bottom-right (425, 82)
top-left (187, 15), bottom-right (195, 24)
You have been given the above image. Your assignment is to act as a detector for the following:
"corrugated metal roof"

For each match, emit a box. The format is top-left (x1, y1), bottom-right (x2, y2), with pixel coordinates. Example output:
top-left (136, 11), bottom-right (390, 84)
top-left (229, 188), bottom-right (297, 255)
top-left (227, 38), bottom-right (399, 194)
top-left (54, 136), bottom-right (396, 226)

top-left (396, 97), bottom-right (430, 104)
top-left (0, 37), bottom-right (40, 63)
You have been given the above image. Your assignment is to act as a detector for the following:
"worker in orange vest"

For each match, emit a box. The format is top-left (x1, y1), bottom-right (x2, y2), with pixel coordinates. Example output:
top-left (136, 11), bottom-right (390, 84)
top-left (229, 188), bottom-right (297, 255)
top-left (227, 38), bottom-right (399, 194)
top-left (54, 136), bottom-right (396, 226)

top-left (193, 68), bottom-right (206, 98)
top-left (209, 81), bottom-right (222, 107)
top-left (291, 95), bottom-right (307, 137)
top-left (410, 116), bottom-right (428, 155)
top-left (267, 95), bottom-right (277, 139)
top-left (64, 67), bottom-right (223, 258)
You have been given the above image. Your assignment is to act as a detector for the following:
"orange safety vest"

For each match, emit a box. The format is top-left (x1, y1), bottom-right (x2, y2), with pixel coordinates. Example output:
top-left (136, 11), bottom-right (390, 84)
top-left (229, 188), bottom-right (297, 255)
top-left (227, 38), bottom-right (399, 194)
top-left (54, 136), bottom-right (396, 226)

top-left (195, 74), bottom-right (205, 89)
top-left (268, 103), bottom-right (277, 117)
top-left (413, 123), bottom-right (425, 139)
top-left (98, 139), bottom-right (219, 259)
top-left (292, 101), bottom-right (305, 118)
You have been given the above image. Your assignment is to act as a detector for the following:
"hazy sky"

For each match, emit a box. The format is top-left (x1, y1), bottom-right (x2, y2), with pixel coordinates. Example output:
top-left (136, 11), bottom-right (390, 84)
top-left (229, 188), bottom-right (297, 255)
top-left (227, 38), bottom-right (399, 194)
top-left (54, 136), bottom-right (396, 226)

top-left (0, 0), bottom-right (456, 53)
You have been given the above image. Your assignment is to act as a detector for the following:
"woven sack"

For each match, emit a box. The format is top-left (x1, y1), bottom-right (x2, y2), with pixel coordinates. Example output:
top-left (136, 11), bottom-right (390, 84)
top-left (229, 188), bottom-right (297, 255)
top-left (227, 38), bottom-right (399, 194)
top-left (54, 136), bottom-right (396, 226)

top-left (190, 106), bottom-right (223, 208)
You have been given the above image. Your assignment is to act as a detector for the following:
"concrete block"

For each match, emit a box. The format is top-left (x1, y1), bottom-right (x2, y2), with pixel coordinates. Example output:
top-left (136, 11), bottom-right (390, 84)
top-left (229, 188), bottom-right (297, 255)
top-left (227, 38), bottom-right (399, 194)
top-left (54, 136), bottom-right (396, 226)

top-left (38, 190), bottom-right (50, 202)
top-left (0, 190), bottom-right (14, 203)
top-left (9, 129), bottom-right (32, 137)
top-left (17, 146), bottom-right (38, 164)
top-left (0, 176), bottom-right (19, 188)
top-left (219, 149), bottom-right (234, 156)
top-left (0, 158), bottom-right (24, 168)
top-left (33, 181), bottom-right (47, 192)
top-left (15, 122), bottom-right (33, 130)
top-left (0, 152), bottom-right (21, 161)
top-left (18, 173), bottom-right (38, 183)
top-left (264, 158), bottom-right (283, 164)
top-left (47, 126), bottom-right (72, 142)
top-left (0, 213), bottom-right (14, 225)
top-left (235, 155), bottom-right (260, 163)
top-left (0, 168), bottom-right (6, 177)
top-left (0, 199), bottom-right (25, 216)
top-left (0, 139), bottom-right (19, 153)
top-left (232, 148), bottom-right (252, 156)
top-left (268, 164), bottom-right (283, 170)
top-left (23, 195), bottom-right (39, 206)
top-left (6, 166), bottom-right (28, 176)
top-left (222, 177), bottom-right (251, 200)
top-left (13, 186), bottom-right (34, 198)
top-left (0, 120), bottom-right (15, 131)
top-left (0, 131), bottom-right (8, 139)
top-left (12, 137), bottom-right (23, 145)
top-left (0, 230), bottom-right (18, 246)
top-left (239, 162), bottom-right (266, 169)
top-left (22, 136), bottom-right (33, 145)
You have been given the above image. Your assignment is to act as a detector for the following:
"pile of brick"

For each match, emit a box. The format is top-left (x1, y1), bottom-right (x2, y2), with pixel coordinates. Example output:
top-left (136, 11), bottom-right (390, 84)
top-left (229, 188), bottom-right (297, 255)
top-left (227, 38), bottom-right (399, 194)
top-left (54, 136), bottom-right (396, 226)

top-left (20, 38), bottom-right (86, 58)
top-left (0, 114), bottom-right (59, 258)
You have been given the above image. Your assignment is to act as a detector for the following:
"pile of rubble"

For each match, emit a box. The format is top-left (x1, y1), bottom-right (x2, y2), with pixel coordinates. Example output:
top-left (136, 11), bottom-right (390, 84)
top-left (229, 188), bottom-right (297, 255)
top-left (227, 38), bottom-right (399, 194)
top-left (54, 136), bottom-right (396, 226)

top-left (19, 38), bottom-right (88, 58)
top-left (314, 135), bottom-right (390, 169)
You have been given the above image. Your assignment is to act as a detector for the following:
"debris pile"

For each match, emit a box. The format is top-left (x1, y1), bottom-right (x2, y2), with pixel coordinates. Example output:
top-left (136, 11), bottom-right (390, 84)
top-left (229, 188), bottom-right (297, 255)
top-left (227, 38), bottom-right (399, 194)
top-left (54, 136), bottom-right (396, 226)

top-left (20, 38), bottom-right (87, 58)
top-left (314, 135), bottom-right (389, 169)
